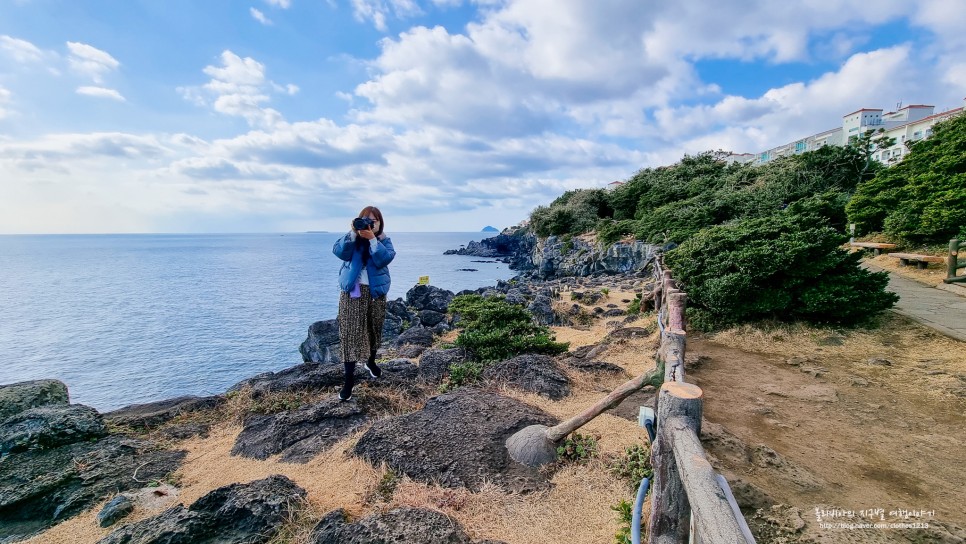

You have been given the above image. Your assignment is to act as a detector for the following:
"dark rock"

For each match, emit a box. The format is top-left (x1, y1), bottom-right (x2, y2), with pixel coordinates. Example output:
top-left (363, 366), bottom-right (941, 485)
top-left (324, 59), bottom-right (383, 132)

top-left (527, 296), bottom-right (555, 326)
top-left (98, 475), bottom-right (305, 544)
top-left (394, 326), bottom-right (435, 348)
top-left (482, 288), bottom-right (502, 299)
top-left (606, 326), bottom-right (652, 340)
top-left (160, 423), bottom-right (211, 440)
top-left (819, 335), bottom-right (846, 346)
top-left (0, 436), bottom-right (185, 541)
top-left (406, 285), bottom-right (455, 313)
top-left (312, 506), bottom-right (478, 544)
top-left (98, 495), bottom-right (134, 528)
top-left (433, 322), bottom-right (451, 335)
top-left (232, 398), bottom-right (369, 463)
top-left (397, 344), bottom-right (428, 359)
top-left (418, 309), bottom-right (446, 327)
top-left (300, 319), bottom-right (341, 363)
top-left (0, 404), bottom-right (107, 454)
top-left (354, 389), bottom-right (556, 492)
top-left (481, 354), bottom-right (571, 400)
top-left (104, 395), bottom-right (224, 429)
top-left (568, 345), bottom-right (596, 359)
top-left (867, 357), bottom-right (893, 367)
top-left (504, 289), bottom-right (527, 305)
top-left (230, 362), bottom-right (340, 396)
top-left (417, 348), bottom-right (468, 384)
top-left (381, 299), bottom-right (416, 344)
top-left (563, 359), bottom-right (627, 375)
top-left (0, 379), bottom-right (69, 422)
top-left (602, 308), bottom-right (625, 317)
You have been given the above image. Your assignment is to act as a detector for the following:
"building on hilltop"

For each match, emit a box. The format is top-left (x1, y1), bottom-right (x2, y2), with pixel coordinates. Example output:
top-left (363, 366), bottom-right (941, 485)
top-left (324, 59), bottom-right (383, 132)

top-left (747, 98), bottom-right (965, 165)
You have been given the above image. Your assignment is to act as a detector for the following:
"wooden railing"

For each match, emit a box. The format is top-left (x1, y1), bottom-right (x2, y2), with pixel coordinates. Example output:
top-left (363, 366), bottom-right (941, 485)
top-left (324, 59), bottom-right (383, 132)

top-left (946, 239), bottom-right (966, 284)
top-left (645, 258), bottom-right (755, 544)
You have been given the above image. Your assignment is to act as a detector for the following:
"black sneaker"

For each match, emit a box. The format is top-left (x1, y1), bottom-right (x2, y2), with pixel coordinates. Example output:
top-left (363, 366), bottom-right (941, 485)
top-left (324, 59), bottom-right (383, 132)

top-left (338, 386), bottom-right (352, 401)
top-left (365, 360), bottom-right (382, 378)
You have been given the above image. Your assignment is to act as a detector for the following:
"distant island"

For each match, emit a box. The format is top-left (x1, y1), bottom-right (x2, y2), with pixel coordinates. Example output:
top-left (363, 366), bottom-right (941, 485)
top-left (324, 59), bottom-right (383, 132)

top-left (481, 226), bottom-right (498, 232)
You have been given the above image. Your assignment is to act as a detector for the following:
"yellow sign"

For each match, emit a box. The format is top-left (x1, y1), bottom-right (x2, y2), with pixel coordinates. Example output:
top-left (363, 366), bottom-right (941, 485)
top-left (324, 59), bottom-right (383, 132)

top-left (418, 275), bottom-right (430, 285)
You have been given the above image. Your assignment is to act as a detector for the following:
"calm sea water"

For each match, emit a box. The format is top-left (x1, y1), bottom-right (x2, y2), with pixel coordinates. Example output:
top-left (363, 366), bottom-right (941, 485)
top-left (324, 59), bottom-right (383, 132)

top-left (0, 232), bottom-right (514, 411)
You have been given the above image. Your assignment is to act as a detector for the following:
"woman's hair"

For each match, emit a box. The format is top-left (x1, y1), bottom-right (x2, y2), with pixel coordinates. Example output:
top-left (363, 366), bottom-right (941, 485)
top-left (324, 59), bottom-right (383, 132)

top-left (358, 206), bottom-right (385, 237)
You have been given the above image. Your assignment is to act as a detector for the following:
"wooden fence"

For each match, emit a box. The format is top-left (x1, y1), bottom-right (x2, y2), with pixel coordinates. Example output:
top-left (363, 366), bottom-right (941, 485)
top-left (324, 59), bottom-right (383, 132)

top-left (645, 257), bottom-right (755, 544)
top-left (946, 239), bottom-right (966, 284)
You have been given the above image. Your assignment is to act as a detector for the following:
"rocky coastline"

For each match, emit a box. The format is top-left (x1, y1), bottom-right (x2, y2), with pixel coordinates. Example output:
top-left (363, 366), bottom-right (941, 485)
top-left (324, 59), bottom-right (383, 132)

top-left (0, 228), bottom-right (663, 543)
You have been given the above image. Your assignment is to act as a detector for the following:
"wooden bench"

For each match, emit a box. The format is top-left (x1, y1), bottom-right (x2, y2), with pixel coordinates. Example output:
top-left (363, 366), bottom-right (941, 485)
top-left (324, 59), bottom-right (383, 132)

top-left (889, 252), bottom-right (945, 269)
top-left (850, 242), bottom-right (897, 256)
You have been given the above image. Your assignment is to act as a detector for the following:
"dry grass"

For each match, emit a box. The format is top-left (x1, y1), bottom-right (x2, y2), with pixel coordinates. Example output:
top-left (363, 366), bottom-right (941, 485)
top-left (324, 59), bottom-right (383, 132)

top-left (706, 312), bottom-right (966, 401)
top-left (867, 253), bottom-right (949, 286)
top-left (385, 463), bottom-right (630, 544)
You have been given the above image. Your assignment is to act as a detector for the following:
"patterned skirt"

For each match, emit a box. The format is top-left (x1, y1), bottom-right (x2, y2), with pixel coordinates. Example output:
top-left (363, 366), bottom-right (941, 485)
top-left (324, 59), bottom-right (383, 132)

top-left (338, 284), bottom-right (388, 363)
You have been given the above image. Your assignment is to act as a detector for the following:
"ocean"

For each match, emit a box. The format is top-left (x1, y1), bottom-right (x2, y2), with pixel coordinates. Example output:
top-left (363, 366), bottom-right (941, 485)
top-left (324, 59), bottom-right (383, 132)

top-left (0, 232), bottom-right (515, 411)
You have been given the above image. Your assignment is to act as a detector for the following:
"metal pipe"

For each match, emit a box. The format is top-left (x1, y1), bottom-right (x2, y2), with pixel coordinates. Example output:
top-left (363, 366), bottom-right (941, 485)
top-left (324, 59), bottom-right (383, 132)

top-left (631, 476), bottom-right (651, 544)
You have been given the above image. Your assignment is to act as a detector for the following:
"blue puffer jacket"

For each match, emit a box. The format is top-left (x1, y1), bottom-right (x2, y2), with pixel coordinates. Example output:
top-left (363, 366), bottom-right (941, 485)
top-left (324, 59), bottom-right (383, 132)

top-left (333, 232), bottom-right (396, 298)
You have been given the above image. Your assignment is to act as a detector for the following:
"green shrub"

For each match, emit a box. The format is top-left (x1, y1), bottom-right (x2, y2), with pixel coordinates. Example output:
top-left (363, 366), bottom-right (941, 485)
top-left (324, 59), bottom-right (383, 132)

top-left (664, 211), bottom-right (898, 328)
top-left (448, 294), bottom-right (569, 362)
top-left (610, 444), bottom-right (652, 490)
top-left (612, 500), bottom-right (633, 544)
top-left (555, 432), bottom-right (599, 463)
top-left (627, 293), bottom-right (642, 314)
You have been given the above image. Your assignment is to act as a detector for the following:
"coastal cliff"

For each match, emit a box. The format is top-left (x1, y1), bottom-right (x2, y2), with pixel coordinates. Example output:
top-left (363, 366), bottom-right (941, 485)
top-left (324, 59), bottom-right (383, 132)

top-left (446, 227), bottom-right (656, 278)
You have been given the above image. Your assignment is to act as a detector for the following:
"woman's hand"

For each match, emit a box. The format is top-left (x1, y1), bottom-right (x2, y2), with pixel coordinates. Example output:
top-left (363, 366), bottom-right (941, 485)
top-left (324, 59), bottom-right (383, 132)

top-left (357, 228), bottom-right (376, 240)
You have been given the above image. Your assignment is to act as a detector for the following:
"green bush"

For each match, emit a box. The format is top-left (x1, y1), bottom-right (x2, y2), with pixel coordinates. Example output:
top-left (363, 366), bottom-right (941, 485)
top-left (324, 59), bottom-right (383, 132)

top-left (556, 432), bottom-right (599, 463)
top-left (448, 294), bottom-right (569, 362)
top-left (664, 211), bottom-right (898, 328)
top-left (609, 444), bottom-right (652, 490)
top-left (612, 500), bottom-right (633, 544)
top-left (847, 114), bottom-right (966, 244)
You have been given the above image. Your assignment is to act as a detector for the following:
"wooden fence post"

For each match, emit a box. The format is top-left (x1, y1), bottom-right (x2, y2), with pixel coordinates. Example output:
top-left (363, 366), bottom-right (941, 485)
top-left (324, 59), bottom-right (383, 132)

top-left (668, 292), bottom-right (687, 333)
top-left (948, 239), bottom-right (961, 280)
top-left (648, 382), bottom-right (703, 543)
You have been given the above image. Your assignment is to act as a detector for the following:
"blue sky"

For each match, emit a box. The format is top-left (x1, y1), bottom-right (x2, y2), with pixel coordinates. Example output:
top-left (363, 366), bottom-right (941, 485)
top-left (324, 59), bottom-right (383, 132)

top-left (1, 0), bottom-right (964, 234)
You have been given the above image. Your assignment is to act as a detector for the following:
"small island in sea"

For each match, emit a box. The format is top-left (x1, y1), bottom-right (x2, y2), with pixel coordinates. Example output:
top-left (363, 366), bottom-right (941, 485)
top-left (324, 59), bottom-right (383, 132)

top-left (481, 225), bottom-right (498, 232)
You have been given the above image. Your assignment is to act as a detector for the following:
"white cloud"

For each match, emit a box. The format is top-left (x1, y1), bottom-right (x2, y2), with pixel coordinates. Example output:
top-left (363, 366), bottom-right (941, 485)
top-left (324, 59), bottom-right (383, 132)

top-left (0, 85), bottom-right (11, 119)
top-left (0, 35), bottom-right (44, 63)
top-left (181, 50), bottom-right (298, 128)
top-left (66, 42), bottom-right (120, 83)
top-left (250, 7), bottom-right (273, 25)
top-left (351, 0), bottom-right (422, 31)
top-left (265, 0), bottom-right (291, 8)
top-left (76, 86), bottom-right (126, 101)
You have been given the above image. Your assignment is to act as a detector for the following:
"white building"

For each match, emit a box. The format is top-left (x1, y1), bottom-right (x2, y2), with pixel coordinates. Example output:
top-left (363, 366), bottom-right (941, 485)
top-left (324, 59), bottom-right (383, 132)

top-left (753, 99), bottom-right (965, 165)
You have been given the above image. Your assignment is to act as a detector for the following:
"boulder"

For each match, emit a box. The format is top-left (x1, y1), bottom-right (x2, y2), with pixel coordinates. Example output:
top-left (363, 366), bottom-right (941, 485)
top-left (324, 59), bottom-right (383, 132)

top-left (0, 379), bottom-right (69, 422)
top-left (228, 362), bottom-right (348, 397)
top-left (527, 296), bottom-right (555, 326)
top-left (104, 395), bottom-right (223, 429)
top-left (0, 404), bottom-right (107, 454)
top-left (417, 309), bottom-right (446, 327)
top-left (312, 507), bottom-right (496, 544)
top-left (300, 319), bottom-right (341, 363)
top-left (417, 348), bottom-right (469, 384)
top-left (481, 354), bottom-right (571, 400)
top-left (354, 389), bottom-right (556, 492)
top-left (394, 326), bottom-right (435, 349)
top-left (98, 475), bottom-right (305, 544)
top-left (231, 398), bottom-right (369, 463)
top-left (405, 285), bottom-right (455, 313)
top-left (98, 495), bottom-right (134, 528)
top-left (397, 344), bottom-right (428, 359)
top-left (0, 436), bottom-right (185, 541)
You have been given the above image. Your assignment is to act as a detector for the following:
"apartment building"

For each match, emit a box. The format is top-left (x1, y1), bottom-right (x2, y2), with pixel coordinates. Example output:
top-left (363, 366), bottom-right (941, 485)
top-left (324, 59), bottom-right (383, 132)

top-left (746, 98), bottom-right (965, 165)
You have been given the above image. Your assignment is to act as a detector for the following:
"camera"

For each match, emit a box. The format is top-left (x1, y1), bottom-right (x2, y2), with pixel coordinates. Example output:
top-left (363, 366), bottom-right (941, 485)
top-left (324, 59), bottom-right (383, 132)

top-left (353, 217), bottom-right (375, 231)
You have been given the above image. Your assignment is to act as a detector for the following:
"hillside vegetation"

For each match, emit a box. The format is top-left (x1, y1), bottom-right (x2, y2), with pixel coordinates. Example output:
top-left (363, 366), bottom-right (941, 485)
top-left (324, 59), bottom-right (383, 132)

top-left (527, 118), bottom-right (966, 328)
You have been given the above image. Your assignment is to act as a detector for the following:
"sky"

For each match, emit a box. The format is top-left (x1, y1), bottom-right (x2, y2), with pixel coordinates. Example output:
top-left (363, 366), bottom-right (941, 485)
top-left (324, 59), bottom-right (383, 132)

top-left (1, 1), bottom-right (965, 234)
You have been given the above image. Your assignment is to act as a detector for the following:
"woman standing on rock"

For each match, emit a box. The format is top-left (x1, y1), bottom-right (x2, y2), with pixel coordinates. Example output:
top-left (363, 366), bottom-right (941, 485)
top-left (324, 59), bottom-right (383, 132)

top-left (333, 206), bottom-right (395, 401)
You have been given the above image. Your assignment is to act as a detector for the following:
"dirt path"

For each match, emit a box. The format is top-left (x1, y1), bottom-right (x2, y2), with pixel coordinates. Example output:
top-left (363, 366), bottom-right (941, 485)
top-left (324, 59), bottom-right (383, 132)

top-left (688, 317), bottom-right (966, 543)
